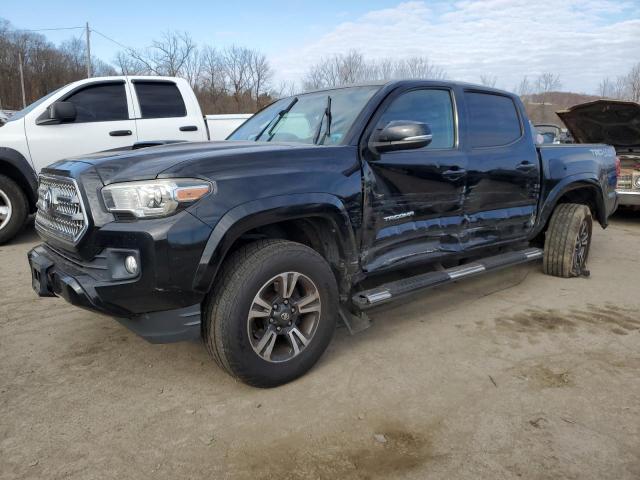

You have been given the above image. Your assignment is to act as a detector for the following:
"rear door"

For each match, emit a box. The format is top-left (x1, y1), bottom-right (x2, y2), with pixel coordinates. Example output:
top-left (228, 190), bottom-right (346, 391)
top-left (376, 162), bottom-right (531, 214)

top-left (361, 87), bottom-right (468, 271)
top-left (463, 90), bottom-right (540, 246)
top-left (25, 81), bottom-right (137, 170)
top-left (130, 79), bottom-right (205, 142)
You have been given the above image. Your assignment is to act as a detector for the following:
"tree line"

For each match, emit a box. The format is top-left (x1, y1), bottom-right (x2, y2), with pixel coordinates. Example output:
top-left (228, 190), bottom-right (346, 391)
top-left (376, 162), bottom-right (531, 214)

top-left (1, 17), bottom-right (639, 116)
top-left (0, 19), bottom-right (116, 111)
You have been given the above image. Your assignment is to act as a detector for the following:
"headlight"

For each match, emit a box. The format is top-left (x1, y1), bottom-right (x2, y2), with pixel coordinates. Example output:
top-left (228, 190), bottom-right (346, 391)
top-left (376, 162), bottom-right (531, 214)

top-left (101, 179), bottom-right (214, 218)
top-left (634, 175), bottom-right (640, 189)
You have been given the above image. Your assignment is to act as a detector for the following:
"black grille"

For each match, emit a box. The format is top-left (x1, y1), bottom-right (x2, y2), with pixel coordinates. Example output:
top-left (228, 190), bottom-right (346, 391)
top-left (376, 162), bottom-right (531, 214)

top-left (35, 175), bottom-right (88, 243)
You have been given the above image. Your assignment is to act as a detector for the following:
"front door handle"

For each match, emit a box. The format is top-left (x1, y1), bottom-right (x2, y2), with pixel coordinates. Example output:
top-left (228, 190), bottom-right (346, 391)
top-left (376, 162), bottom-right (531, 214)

top-left (442, 168), bottom-right (466, 178)
top-left (109, 130), bottom-right (132, 137)
top-left (179, 125), bottom-right (198, 132)
top-left (516, 161), bottom-right (537, 171)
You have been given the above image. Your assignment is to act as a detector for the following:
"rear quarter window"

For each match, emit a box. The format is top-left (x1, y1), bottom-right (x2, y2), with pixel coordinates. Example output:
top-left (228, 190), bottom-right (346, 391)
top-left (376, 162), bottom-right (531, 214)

top-left (465, 92), bottom-right (522, 148)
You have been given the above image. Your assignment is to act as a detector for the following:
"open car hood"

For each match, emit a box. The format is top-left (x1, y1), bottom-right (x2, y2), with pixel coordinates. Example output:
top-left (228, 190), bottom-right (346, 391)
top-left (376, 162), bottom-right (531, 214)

top-left (556, 100), bottom-right (640, 148)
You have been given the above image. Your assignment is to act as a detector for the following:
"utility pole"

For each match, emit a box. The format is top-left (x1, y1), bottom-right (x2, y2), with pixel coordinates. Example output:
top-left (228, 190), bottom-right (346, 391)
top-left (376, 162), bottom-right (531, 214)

top-left (18, 52), bottom-right (26, 109)
top-left (85, 22), bottom-right (91, 78)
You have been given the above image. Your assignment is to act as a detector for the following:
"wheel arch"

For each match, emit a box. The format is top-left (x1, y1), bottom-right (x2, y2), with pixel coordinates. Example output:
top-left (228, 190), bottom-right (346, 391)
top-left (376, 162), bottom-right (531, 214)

top-left (193, 193), bottom-right (359, 297)
top-left (0, 148), bottom-right (38, 212)
top-left (535, 176), bottom-right (607, 238)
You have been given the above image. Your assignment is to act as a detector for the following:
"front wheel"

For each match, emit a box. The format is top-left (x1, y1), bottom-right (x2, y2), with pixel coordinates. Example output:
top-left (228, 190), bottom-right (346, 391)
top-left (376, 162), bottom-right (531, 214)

top-left (543, 203), bottom-right (593, 278)
top-left (203, 239), bottom-right (338, 387)
top-left (0, 174), bottom-right (28, 244)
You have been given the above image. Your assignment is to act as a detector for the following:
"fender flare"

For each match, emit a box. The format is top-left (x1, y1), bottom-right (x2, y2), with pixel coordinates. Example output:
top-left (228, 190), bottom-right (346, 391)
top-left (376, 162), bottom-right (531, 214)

top-left (192, 193), bottom-right (359, 294)
top-left (534, 174), bottom-right (607, 237)
top-left (0, 147), bottom-right (38, 209)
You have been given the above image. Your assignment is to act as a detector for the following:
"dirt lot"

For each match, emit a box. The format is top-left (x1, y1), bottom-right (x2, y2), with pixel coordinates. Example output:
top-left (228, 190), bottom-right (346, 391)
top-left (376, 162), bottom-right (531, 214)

top-left (1, 212), bottom-right (639, 480)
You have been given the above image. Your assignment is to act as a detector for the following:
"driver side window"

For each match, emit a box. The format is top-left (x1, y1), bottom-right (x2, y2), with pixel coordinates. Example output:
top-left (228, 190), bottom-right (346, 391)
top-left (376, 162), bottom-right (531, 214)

top-left (378, 89), bottom-right (455, 149)
top-left (63, 83), bottom-right (129, 123)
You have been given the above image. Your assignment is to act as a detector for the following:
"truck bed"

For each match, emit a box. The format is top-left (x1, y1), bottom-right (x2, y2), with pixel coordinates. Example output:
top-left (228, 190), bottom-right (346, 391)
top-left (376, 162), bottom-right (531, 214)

top-left (537, 143), bottom-right (618, 225)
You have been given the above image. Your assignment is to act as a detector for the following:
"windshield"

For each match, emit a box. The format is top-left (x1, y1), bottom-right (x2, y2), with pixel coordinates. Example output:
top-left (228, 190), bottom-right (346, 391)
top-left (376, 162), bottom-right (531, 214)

top-left (6, 86), bottom-right (65, 122)
top-left (228, 86), bottom-right (380, 145)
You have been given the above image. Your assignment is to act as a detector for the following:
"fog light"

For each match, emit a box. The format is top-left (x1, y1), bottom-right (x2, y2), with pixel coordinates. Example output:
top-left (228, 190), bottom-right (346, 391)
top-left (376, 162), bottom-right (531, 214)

top-left (124, 255), bottom-right (138, 275)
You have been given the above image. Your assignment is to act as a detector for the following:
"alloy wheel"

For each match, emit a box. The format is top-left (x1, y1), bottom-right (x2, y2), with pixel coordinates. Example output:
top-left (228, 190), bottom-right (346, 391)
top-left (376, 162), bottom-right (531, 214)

top-left (0, 189), bottom-right (12, 231)
top-left (572, 219), bottom-right (590, 273)
top-left (247, 272), bottom-right (321, 363)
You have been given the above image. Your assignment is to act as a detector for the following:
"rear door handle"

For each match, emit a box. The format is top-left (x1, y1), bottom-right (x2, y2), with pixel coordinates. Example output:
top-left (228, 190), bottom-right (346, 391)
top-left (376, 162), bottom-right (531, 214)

top-left (180, 125), bottom-right (198, 132)
top-left (109, 130), bottom-right (132, 137)
top-left (516, 161), bottom-right (537, 171)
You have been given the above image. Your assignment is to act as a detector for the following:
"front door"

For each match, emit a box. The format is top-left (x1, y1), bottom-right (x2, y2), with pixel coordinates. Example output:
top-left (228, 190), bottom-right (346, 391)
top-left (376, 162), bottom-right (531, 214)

top-left (361, 87), bottom-right (467, 272)
top-left (25, 81), bottom-right (138, 171)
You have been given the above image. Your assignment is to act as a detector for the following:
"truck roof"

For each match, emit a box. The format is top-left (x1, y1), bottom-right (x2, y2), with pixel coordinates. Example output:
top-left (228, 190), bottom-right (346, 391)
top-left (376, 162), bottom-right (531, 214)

top-left (304, 79), bottom-right (514, 97)
top-left (64, 75), bottom-right (188, 88)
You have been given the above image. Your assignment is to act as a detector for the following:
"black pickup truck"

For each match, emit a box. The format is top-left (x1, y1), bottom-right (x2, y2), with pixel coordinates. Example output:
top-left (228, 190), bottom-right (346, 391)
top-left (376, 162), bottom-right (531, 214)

top-left (28, 81), bottom-right (618, 387)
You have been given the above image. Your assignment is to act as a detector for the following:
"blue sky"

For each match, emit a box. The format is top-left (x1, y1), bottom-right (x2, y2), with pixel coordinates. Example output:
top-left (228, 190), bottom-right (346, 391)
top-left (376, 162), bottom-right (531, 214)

top-left (2, 1), bottom-right (390, 58)
top-left (3, 0), bottom-right (640, 93)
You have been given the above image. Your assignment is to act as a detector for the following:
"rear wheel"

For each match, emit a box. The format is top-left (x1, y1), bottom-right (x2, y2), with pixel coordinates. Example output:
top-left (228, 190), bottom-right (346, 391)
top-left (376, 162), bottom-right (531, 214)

top-left (203, 239), bottom-right (338, 387)
top-left (543, 203), bottom-right (592, 278)
top-left (0, 174), bottom-right (28, 244)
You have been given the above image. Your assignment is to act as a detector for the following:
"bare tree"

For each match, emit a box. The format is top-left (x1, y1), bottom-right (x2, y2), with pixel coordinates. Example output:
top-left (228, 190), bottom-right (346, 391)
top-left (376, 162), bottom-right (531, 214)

top-left (479, 74), bottom-right (497, 88)
top-left (273, 80), bottom-right (298, 99)
top-left (612, 75), bottom-right (628, 100)
top-left (392, 56), bottom-right (447, 80)
top-left (198, 46), bottom-right (227, 110)
top-left (516, 76), bottom-right (532, 97)
top-left (535, 73), bottom-right (561, 101)
top-left (221, 45), bottom-right (254, 109)
top-left (125, 31), bottom-right (198, 77)
top-left (303, 50), bottom-right (447, 90)
top-left (249, 50), bottom-right (272, 108)
top-left (597, 77), bottom-right (612, 98)
top-left (303, 50), bottom-right (367, 90)
top-left (114, 51), bottom-right (144, 75)
top-left (626, 62), bottom-right (640, 103)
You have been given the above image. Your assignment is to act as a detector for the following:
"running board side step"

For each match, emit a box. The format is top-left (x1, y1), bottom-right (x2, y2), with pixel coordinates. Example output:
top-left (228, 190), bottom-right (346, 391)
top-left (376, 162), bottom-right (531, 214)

top-left (352, 247), bottom-right (543, 310)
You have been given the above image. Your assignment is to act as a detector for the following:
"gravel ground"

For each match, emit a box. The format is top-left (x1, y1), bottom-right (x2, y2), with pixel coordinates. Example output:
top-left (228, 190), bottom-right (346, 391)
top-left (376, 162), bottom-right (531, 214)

top-left (1, 212), bottom-right (639, 480)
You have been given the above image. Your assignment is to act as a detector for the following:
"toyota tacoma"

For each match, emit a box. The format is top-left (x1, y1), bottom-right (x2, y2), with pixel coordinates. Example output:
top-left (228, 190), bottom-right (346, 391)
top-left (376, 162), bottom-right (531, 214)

top-left (28, 81), bottom-right (618, 387)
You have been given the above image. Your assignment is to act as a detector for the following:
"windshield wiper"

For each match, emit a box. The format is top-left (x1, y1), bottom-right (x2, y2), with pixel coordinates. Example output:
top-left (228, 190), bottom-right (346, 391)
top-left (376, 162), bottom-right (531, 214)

top-left (254, 97), bottom-right (298, 142)
top-left (313, 96), bottom-right (332, 145)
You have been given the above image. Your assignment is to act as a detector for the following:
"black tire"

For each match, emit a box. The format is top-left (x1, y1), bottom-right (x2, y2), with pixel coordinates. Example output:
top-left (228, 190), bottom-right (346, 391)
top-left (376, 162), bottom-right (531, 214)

top-left (543, 203), bottom-right (592, 278)
top-left (0, 174), bottom-right (28, 244)
top-left (203, 239), bottom-right (338, 387)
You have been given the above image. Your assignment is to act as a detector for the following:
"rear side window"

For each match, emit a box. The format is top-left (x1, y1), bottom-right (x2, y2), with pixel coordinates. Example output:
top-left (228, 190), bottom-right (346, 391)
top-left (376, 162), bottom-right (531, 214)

top-left (465, 92), bottom-right (521, 147)
top-left (134, 82), bottom-right (186, 119)
top-left (377, 89), bottom-right (455, 149)
top-left (64, 83), bottom-right (128, 123)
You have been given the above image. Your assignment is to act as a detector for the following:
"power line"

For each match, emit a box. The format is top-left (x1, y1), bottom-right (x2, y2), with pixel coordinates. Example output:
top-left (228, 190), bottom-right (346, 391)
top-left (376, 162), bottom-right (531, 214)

top-left (10, 26), bottom-right (84, 33)
top-left (91, 28), bottom-right (133, 51)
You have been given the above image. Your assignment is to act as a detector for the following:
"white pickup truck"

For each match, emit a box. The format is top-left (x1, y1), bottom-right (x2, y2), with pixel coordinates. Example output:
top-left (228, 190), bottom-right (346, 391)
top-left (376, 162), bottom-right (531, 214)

top-left (0, 76), bottom-right (251, 243)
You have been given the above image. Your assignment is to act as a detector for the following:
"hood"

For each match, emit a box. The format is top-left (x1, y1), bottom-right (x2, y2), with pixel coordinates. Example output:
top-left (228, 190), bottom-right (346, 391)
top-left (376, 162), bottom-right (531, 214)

top-left (51, 141), bottom-right (318, 185)
top-left (556, 100), bottom-right (640, 148)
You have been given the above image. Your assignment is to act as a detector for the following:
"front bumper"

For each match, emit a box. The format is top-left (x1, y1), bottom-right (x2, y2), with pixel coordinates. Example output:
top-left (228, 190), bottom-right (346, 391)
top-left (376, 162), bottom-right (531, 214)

top-left (28, 244), bottom-right (202, 343)
top-left (617, 190), bottom-right (640, 206)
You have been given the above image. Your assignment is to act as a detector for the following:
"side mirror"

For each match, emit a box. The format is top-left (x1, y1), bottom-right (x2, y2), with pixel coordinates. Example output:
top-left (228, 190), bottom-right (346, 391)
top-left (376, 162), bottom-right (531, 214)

top-left (36, 101), bottom-right (77, 125)
top-left (369, 120), bottom-right (432, 153)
